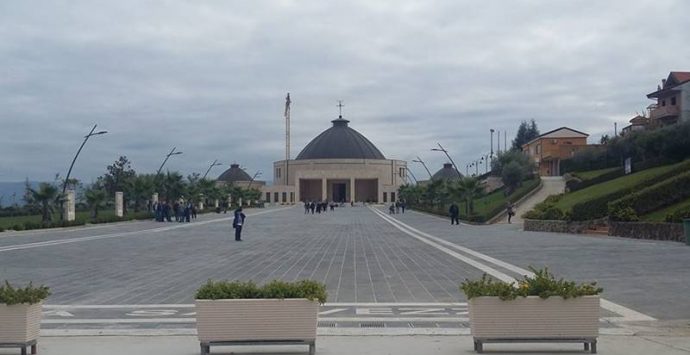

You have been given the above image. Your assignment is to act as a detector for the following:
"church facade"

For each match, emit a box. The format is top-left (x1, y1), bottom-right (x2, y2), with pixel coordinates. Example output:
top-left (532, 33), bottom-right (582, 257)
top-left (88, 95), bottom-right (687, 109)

top-left (261, 115), bottom-right (408, 204)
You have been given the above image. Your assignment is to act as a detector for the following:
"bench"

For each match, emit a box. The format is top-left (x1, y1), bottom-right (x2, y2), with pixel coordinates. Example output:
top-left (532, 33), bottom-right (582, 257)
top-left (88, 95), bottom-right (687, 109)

top-left (473, 337), bottom-right (597, 353)
top-left (200, 339), bottom-right (315, 355)
top-left (0, 339), bottom-right (37, 355)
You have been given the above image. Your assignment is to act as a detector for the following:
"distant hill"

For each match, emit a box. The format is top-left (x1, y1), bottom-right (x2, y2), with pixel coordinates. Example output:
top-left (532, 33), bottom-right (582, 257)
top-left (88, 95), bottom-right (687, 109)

top-left (0, 181), bottom-right (40, 206)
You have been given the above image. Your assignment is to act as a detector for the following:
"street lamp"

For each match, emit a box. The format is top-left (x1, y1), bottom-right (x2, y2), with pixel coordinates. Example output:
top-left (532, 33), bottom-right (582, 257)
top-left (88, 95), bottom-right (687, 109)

top-left (247, 170), bottom-right (262, 189)
top-left (406, 168), bottom-right (418, 185)
top-left (431, 143), bottom-right (461, 178)
top-left (202, 159), bottom-right (223, 179)
top-left (412, 156), bottom-right (433, 179)
top-left (62, 124), bottom-right (108, 199)
top-left (157, 147), bottom-right (183, 175)
top-left (490, 129), bottom-right (494, 159)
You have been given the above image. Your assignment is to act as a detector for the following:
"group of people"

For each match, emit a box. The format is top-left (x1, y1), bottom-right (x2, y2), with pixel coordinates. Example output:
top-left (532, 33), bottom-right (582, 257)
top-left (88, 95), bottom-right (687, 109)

top-left (387, 200), bottom-right (406, 214)
top-left (303, 201), bottom-right (340, 214)
top-left (153, 200), bottom-right (198, 223)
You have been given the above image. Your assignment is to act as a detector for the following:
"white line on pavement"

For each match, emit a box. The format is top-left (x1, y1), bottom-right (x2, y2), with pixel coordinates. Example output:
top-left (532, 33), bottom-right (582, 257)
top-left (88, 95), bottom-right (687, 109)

top-left (44, 302), bottom-right (467, 309)
top-left (0, 207), bottom-right (291, 253)
top-left (370, 207), bottom-right (656, 323)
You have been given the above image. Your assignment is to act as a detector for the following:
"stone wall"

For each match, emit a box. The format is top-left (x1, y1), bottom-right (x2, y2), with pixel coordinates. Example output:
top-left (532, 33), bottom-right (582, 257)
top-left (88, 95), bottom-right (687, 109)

top-left (609, 222), bottom-right (686, 243)
top-left (523, 219), bottom-right (602, 234)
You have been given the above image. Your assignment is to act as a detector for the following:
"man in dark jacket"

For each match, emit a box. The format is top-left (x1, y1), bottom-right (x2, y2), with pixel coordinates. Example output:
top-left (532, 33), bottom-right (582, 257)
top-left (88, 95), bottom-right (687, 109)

top-left (232, 207), bottom-right (246, 241)
top-left (449, 203), bottom-right (460, 225)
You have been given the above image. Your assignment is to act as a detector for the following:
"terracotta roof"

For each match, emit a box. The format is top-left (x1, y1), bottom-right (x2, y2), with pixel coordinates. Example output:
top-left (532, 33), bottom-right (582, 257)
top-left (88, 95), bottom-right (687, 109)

top-left (670, 71), bottom-right (690, 85)
top-left (523, 127), bottom-right (589, 146)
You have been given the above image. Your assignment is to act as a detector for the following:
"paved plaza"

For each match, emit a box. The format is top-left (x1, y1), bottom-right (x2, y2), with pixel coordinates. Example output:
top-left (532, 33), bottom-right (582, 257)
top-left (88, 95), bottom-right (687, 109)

top-left (1, 205), bottom-right (690, 340)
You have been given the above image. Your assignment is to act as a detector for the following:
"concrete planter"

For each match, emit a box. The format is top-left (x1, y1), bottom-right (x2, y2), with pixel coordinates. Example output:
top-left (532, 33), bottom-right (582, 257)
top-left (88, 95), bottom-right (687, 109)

top-left (469, 296), bottom-right (599, 353)
top-left (0, 302), bottom-right (42, 353)
top-left (195, 299), bottom-right (318, 354)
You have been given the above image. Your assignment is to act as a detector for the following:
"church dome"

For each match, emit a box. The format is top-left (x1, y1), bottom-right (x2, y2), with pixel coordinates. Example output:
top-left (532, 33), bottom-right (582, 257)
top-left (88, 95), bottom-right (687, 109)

top-left (296, 116), bottom-right (386, 160)
top-left (217, 164), bottom-right (252, 182)
top-left (432, 163), bottom-right (462, 181)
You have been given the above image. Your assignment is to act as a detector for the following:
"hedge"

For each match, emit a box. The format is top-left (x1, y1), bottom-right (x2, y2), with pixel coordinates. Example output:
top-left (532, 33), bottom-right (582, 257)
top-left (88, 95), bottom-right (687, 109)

top-left (609, 171), bottom-right (690, 221)
top-left (567, 168), bottom-right (624, 192)
top-left (196, 280), bottom-right (327, 304)
top-left (666, 206), bottom-right (690, 223)
top-left (569, 160), bottom-right (690, 221)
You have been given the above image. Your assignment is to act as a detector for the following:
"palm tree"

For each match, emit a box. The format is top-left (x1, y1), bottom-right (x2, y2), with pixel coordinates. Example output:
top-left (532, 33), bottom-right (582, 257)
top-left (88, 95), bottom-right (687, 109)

top-left (455, 177), bottom-right (484, 216)
top-left (28, 183), bottom-right (60, 223)
top-left (129, 174), bottom-right (155, 212)
top-left (84, 187), bottom-right (107, 219)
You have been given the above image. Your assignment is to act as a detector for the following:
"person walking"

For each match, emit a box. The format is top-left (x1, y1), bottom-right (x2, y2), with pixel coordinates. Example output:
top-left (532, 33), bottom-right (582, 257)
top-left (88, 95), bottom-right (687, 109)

top-left (232, 207), bottom-right (246, 241)
top-left (401, 201), bottom-right (406, 214)
top-left (506, 202), bottom-right (515, 224)
top-left (449, 203), bottom-right (460, 225)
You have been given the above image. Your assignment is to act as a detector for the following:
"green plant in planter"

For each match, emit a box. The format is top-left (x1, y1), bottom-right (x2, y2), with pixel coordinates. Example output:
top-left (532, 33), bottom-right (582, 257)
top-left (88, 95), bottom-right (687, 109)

top-left (0, 281), bottom-right (51, 305)
top-left (196, 279), bottom-right (327, 304)
top-left (460, 267), bottom-right (602, 301)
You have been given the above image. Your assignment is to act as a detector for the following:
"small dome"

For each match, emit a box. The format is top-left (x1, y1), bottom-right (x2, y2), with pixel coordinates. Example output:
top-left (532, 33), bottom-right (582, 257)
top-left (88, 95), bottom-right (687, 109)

top-left (296, 116), bottom-right (386, 160)
top-left (431, 163), bottom-right (462, 181)
top-left (217, 164), bottom-right (252, 182)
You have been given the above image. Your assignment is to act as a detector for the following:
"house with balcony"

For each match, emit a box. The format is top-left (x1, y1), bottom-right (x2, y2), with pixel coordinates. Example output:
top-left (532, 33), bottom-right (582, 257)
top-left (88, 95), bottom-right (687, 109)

top-left (646, 71), bottom-right (690, 125)
top-left (522, 127), bottom-right (589, 176)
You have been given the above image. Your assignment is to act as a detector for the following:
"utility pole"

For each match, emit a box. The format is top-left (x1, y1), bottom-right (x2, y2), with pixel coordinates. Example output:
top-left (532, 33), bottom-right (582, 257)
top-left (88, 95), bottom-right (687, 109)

top-left (284, 93), bottom-right (291, 186)
top-left (490, 129), bottom-right (494, 158)
top-left (431, 143), bottom-right (461, 178)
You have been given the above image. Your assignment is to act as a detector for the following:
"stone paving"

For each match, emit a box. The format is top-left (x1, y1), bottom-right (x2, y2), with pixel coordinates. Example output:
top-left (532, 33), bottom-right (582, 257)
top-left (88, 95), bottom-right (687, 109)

top-left (2, 204), bottom-right (689, 333)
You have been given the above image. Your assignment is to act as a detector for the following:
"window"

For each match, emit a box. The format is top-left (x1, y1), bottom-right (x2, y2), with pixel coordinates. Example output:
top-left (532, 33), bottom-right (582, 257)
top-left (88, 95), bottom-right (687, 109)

top-left (399, 167), bottom-right (405, 177)
top-left (391, 192), bottom-right (396, 202)
top-left (282, 192), bottom-right (287, 203)
top-left (265, 192), bottom-right (270, 202)
top-left (661, 100), bottom-right (666, 107)
top-left (671, 97), bottom-right (677, 105)
top-left (274, 192), bottom-right (279, 203)
top-left (383, 192), bottom-right (388, 203)
top-left (536, 144), bottom-right (541, 154)
top-left (275, 168), bottom-right (281, 178)
top-left (290, 192), bottom-right (295, 203)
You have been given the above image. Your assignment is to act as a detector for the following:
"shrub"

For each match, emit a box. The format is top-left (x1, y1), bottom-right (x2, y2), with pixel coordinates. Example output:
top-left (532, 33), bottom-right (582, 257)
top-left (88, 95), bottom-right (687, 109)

top-left (568, 168), bottom-right (625, 192)
top-left (0, 281), bottom-right (51, 305)
top-left (608, 171), bottom-right (690, 220)
top-left (196, 280), bottom-right (327, 304)
top-left (460, 267), bottom-right (602, 301)
top-left (666, 206), bottom-right (690, 223)
top-left (12, 224), bottom-right (24, 231)
top-left (608, 206), bottom-right (639, 222)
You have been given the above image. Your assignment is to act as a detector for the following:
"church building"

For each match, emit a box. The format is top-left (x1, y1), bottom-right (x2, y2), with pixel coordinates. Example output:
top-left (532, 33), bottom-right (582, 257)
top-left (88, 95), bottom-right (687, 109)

top-left (262, 113), bottom-right (408, 204)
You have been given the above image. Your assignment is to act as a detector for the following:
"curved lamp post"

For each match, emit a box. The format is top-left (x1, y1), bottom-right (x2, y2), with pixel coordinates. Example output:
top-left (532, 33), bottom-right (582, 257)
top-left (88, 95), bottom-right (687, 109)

top-left (203, 159), bottom-right (223, 179)
top-left (62, 124), bottom-right (108, 198)
top-left (431, 143), bottom-right (461, 178)
top-left (412, 156), bottom-right (433, 179)
top-left (247, 170), bottom-right (262, 189)
top-left (157, 147), bottom-right (183, 175)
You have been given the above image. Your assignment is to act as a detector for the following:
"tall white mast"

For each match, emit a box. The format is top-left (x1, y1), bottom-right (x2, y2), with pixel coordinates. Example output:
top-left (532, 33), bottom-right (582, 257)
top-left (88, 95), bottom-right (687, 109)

top-left (284, 93), bottom-right (291, 186)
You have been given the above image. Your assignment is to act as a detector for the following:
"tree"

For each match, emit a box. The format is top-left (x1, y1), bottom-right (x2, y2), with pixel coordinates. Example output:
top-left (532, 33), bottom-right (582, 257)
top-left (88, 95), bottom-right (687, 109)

top-left (84, 185), bottom-right (107, 219)
top-left (491, 150), bottom-right (532, 177)
top-left (454, 177), bottom-right (484, 215)
top-left (129, 174), bottom-right (155, 212)
top-left (502, 161), bottom-right (525, 194)
top-left (511, 119), bottom-right (540, 151)
top-left (26, 183), bottom-right (60, 223)
top-left (600, 134), bottom-right (610, 145)
top-left (101, 156), bottom-right (136, 213)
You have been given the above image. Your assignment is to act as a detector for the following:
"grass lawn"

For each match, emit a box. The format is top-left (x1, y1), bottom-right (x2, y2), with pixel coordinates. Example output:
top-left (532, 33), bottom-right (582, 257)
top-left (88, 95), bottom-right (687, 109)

top-left (642, 198), bottom-right (690, 222)
top-left (461, 178), bottom-right (540, 218)
top-left (571, 167), bottom-right (619, 181)
top-left (554, 161), bottom-right (689, 211)
top-left (0, 210), bottom-right (118, 229)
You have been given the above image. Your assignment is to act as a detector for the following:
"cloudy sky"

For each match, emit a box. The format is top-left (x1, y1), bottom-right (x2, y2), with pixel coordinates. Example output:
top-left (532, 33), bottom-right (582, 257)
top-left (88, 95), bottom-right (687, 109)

top-left (1, 0), bottom-right (688, 183)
